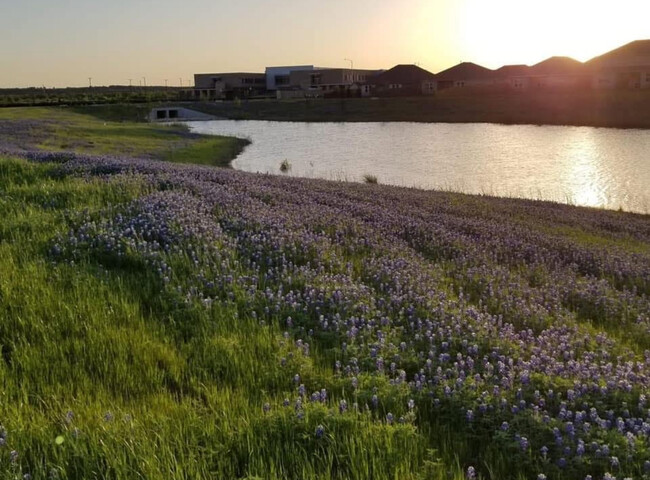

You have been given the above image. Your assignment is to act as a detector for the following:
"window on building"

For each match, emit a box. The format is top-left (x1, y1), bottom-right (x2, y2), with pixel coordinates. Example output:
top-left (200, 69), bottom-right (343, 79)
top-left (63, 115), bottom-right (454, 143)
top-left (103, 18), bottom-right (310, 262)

top-left (275, 75), bottom-right (290, 85)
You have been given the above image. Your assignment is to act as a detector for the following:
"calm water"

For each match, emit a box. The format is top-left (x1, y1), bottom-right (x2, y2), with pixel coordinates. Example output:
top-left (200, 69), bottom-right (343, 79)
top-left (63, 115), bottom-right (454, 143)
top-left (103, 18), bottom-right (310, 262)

top-left (188, 120), bottom-right (650, 214)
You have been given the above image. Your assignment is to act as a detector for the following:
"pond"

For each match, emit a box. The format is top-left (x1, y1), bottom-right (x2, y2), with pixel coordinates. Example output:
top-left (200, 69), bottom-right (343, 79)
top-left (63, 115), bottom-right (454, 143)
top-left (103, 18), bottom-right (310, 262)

top-left (188, 120), bottom-right (650, 214)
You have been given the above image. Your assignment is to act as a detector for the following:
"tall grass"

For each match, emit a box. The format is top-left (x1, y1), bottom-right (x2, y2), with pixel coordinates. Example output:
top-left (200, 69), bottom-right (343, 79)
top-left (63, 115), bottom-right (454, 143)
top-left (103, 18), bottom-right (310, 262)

top-left (2, 151), bottom-right (649, 480)
top-left (0, 155), bottom-right (464, 479)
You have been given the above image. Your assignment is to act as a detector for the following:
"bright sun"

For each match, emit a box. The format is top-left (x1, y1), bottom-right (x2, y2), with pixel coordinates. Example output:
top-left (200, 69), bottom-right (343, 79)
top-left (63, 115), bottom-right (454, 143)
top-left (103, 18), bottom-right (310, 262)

top-left (457, 0), bottom-right (650, 67)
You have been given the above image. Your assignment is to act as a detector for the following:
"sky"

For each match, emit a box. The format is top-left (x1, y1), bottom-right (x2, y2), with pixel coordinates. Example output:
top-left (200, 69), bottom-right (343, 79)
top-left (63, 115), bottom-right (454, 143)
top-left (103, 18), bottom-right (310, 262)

top-left (1, 0), bottom-right (648, 88)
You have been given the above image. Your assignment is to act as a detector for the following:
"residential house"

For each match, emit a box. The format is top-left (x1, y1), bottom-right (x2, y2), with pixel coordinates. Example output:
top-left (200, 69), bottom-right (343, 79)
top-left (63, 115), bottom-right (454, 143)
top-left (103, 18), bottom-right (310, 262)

top-left (492, 65), bottom-right (531, 89)
top-left (588, 40), bottom-right (650, 89)
top-left (370, 64), bottom-right (437, 96)
top-left (524, 56), bottom-right (590, 89)
top-left (434, 62), bottom-right (495, 89)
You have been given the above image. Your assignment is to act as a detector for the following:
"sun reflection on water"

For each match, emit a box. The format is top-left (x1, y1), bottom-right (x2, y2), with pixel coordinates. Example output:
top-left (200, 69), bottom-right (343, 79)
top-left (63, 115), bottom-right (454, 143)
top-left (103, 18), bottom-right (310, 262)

top-left (562, 129), bottom-right (606, 208)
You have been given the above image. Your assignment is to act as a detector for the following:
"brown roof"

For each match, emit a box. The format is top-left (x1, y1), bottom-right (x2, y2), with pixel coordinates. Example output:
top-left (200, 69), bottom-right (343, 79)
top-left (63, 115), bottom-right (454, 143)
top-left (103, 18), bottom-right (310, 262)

top-left (588, 40), bottom-right (650, 64)
top-left (371, 64), bottom-right (436, 85)
top-left (529, 56), bottom-right (585, 75)
top-left (435, 62), bottom-right (494, 81)
top-left (493, 64), bottom-right (530, 77)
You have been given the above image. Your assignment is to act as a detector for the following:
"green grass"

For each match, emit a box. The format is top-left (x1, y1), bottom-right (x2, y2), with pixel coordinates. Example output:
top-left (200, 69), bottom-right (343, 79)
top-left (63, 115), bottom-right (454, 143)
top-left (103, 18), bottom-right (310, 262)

top-left (0, 107), bottom-right (248, 167)
top-left (0, 156), bottom-right (464, 479)
top-left (2, 106), bottom-right (648, 479)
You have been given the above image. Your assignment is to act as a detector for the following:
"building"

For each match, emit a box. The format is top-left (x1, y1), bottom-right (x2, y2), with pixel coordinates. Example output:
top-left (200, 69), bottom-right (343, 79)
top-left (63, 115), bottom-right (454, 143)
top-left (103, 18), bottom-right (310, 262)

top-left (287, 68), bottom-right (382, 97)
top-left (193, 72), bottom-right (267, 100)
top-left (492, 65), bottom-right (531, 89)
top-left (370, 64), bottom-right (437, 96)
top-left (265, 65), bottom-right (314, 91)
top-left (524, 56), bottom-right (590, 89)
top-left (435, 62), bottom-right (495, 89)
top-left (588, 40), bottom-right (650, 89)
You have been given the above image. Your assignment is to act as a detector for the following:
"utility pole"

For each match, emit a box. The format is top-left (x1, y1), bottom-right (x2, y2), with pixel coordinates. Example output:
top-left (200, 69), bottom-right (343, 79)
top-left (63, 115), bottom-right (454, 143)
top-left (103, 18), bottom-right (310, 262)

top-left (165, 79), bottom-right (168, 87)
top-left (179, 77), bottom-right (183, 87)
top-left (128, 78), bottom-right (133, 87)
top-left (88, 77), bottom-right (92, 88)
top-left (142, 76), bottom-right (147, 87)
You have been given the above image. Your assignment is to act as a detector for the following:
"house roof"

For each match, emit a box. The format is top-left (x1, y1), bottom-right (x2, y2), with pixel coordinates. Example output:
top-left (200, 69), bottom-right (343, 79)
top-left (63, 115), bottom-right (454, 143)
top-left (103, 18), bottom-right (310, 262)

top-left (587, 40), bottom-right (650, 68)
top-left (529, 56), bottom-right (585, 75)
top-left (435, 62), bottom-right (494, 81)
top-left (371, 64), bottom-right (436, 85)
top-left (493, 64), bottom-right (530, 77)
top-left (588, 40), bottom-right (650, 63)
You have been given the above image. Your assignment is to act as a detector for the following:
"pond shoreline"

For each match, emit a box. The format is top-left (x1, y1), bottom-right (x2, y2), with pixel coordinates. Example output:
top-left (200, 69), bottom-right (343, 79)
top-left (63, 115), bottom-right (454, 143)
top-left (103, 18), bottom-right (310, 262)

top-left (189, 119), bottom-right (650, 215)
top-left (183, 90), bottom-right (650, 130)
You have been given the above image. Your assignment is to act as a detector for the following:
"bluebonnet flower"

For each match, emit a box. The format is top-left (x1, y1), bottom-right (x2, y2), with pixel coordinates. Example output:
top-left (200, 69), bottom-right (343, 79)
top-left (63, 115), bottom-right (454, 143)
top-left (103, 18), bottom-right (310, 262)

top-left (540, 446), bottom-right (548, 459)
top-left (466, 466), bottom-right (476, 479)
top-left (518, 436), bottom-right (528, 451)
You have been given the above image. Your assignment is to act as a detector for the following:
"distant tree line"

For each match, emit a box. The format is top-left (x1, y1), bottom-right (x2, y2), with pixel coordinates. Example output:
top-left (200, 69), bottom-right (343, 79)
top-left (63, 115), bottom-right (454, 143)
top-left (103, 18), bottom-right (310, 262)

top-left (0, 86), bottom-right (185, 108)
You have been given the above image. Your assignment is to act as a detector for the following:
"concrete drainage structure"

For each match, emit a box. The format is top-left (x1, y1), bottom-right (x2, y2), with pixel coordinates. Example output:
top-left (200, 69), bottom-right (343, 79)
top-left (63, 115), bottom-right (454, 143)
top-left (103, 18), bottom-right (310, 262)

top-left (149, 107), bottom-right (216, 122)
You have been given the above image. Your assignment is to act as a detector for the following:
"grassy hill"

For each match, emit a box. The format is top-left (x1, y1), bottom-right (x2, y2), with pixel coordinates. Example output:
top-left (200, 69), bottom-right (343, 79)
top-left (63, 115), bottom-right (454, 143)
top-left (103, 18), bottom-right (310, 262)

top-left (0, 106), bottom-right (248, 166)
top-left (0, 108), bottom-right (649, 479)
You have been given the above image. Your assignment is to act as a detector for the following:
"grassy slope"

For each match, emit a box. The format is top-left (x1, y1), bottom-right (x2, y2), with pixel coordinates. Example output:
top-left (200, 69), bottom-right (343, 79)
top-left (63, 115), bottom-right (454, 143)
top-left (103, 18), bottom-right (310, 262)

top-left (1, 108), bottom-right (649, 479)
top-left (0, 110), bottom-right (429, 479)
top-left (0, 107), bottom-right (248, 167)
top-left (188, 89), bottom-right (650, 128)
top-left (0, 156), bottom-right (439, 480)
top-left (1, 153), bottom-right (648, 479)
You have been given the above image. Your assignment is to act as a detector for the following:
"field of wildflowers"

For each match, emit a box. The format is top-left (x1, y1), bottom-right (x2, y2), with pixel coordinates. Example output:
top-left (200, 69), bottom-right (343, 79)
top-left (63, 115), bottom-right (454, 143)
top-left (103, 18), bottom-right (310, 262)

top-left (0, 146), bottom-right (649, 480)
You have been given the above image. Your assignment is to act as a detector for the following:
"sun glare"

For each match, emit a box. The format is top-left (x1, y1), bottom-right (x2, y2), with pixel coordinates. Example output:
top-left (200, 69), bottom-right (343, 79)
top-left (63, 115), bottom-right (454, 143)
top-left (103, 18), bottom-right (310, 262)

top-left (458, 0), bottom-right (650, 67)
